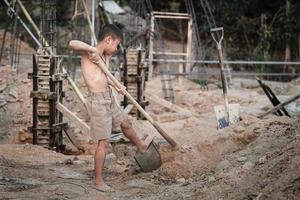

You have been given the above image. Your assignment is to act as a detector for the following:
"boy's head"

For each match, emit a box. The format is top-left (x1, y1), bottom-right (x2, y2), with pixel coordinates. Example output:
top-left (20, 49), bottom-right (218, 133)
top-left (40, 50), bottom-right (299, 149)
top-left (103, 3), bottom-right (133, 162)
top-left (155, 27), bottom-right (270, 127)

top-left (97, 24), bottom-right (123, 55)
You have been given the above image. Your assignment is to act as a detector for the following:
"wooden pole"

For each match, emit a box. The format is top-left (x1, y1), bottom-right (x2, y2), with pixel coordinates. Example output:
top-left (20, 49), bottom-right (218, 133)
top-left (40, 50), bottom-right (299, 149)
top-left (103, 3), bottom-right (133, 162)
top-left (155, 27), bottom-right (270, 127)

top-left (96, 59), bottom-right (177, 147)
top-left (16, 0), bottom-right (87, 107)
top-left (186, 17), bottom-right (193, 73)
top-left (56, 102), bottom-right (90, 134)
top-left (258, 93), bottom-right (300, 119)
top-left (148, 13), bottom-right (155, 80)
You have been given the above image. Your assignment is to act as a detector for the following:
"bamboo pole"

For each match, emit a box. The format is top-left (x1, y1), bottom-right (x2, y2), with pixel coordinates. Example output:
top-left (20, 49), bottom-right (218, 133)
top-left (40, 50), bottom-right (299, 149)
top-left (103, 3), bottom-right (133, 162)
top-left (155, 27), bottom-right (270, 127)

top-left (16, 0), bottom-right (87, 106)
top-left (80, 0), bottom-right (97, 43)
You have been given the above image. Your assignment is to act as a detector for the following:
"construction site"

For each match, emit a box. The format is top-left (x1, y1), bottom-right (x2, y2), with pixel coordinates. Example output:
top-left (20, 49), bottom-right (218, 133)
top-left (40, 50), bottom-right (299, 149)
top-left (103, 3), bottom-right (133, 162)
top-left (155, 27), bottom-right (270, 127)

top-left (0, 0), bottom-right (299, 199)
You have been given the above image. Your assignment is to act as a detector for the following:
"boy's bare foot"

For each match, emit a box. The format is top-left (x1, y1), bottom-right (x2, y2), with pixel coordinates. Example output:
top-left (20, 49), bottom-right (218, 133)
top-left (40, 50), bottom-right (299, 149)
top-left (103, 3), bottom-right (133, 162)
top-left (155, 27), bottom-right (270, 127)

top-left (92, 182), bottom-right (115, 192)
top-left (138, 142), bottom-right (148, 153)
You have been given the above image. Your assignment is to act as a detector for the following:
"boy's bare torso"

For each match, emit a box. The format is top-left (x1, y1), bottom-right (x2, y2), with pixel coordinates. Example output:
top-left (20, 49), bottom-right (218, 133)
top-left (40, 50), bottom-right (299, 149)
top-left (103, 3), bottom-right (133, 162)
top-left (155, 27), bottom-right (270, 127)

top-left (81, 54), bottom-right (108, 93)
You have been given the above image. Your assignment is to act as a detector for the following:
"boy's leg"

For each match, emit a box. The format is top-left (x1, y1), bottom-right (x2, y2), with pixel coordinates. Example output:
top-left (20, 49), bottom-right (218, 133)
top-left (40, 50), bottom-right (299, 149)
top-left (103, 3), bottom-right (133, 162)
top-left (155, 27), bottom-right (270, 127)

top-left (93, 139), bottom-right (114, 192)
top-left (120, 119), bottom-right (147, 153)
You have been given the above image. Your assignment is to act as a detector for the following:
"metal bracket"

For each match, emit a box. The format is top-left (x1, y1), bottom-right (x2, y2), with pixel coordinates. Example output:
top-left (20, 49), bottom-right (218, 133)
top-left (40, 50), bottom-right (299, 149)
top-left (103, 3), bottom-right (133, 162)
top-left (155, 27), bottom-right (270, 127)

top-left (30, 91), bottom-right (56, 100)
top-left (52, 122), bottom-right (68, 133)
top-left (52, 73), bottom-right (68, 82)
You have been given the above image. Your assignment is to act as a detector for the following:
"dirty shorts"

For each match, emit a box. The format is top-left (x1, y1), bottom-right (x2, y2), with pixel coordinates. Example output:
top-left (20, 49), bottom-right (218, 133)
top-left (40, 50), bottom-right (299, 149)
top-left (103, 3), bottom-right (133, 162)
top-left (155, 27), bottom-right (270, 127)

top-left (86, 88), bottom-right (127, 141)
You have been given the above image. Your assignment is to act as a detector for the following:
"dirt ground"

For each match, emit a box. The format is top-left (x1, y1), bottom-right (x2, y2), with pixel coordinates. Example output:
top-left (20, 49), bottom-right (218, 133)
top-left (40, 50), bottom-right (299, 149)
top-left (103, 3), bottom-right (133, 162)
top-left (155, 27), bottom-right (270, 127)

top-left (0, 33), bottom-right (300, 199)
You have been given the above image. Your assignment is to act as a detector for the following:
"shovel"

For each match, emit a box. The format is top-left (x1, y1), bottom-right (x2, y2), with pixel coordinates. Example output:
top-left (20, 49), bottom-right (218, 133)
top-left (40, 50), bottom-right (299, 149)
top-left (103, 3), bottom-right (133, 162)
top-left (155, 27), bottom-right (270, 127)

top-left (94, 54), bottom-right (177, 148)
top-left (134, 134), bottom-right (162, 172)
top-left (210, 27), bottom-right (240, 129)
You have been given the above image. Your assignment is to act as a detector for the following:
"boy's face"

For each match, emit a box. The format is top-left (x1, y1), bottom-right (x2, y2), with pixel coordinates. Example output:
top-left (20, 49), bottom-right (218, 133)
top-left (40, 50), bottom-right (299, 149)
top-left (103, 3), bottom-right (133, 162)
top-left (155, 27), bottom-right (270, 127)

top-left (104, 36), bottom-right (121, 56)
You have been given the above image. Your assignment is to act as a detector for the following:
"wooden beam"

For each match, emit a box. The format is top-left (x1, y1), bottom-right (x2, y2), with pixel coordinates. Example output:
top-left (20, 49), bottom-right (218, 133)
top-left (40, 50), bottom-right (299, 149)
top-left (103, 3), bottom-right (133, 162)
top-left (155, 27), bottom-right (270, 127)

top-left (153, 52), bottom-right (188, 56)
top-left (56, 102), bottom-right (90, 134)
top-left (186, 18), bottom-right (193, 73)
top-left (258, 93), bottom-right (300, 118)
top-left (147, 13), bottom-right (155, 80)
top-left (154, 15), bottom-right (191, 19)
top-left (152, 11), bottom-right (190, 17)
top-left (146, 93), bottom-right (200, 118)
top-left (124, 104), bottom-right (134, 114)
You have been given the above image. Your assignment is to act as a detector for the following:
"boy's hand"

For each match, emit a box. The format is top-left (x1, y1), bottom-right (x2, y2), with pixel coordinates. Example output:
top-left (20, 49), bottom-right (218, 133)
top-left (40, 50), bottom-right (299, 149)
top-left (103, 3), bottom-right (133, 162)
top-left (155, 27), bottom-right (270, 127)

top-left (115, 85), bottom-right (126, 95)
top-left (88, 51), bottom-right (101, 64)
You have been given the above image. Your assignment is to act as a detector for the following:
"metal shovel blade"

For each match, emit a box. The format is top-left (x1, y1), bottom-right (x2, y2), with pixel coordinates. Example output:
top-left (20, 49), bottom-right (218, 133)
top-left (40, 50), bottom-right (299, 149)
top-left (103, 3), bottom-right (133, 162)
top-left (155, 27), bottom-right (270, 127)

top-left (214, 103), bottom-right (240, 129)
top-left (134, 140), bottom-right (162, 172)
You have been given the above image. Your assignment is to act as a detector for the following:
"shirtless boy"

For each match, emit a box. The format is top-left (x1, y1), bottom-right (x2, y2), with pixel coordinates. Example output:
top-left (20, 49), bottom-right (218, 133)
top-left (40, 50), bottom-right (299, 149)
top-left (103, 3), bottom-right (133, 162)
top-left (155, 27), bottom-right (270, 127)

top-left (68, 24), bottom-right (147, 192)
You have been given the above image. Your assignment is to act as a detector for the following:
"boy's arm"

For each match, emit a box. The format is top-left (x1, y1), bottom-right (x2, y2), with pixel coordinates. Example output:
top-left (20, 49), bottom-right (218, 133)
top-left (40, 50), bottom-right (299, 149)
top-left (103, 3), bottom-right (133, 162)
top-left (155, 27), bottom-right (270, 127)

top-left (69, 40), bottom-right (101, 63)
top-left (68, 40), bottom-right (97, 53)
top-left (107, 77), bottom-right (126, 95)
top-left (69, 40), bottom-right (126, 94)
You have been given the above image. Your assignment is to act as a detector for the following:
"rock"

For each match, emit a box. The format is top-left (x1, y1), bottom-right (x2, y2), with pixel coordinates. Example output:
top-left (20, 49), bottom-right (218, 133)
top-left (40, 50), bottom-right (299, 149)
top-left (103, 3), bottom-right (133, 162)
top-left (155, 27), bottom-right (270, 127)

top-left (73, 156), bottom-right (79, 161)
top-left (4, 177), bottom-right (10, 182)
top-left (237, 156), bottom-right (247, 162)
top-left (237, 79), bottom-right (259, 89)
top-left (179, 144), bottom-right (192, 153)
top-left (8, 90), bottom-right (18, 99)
top-left (232, 125), bottom-right (245, 134)
top-left (258, 155), bottom-right (267, 165)
top-left (260, 180), bottom-right (269, 188)
top-left (73, 160), bottom-right (85, 165)
top-left (217, 172), bottom-right (230, 179)
top-left (105, 153), bottom-right (117, 165)
top-left (242, 161), bottom-right (255, 170)
top-left (183, 117), bottom-right (198, 128)
top-left (215, 159), bottom-right (232, 173)
top-left (208, 176), bottom-right (215, 182)
top-left (66, 96), bottom-right (73, 102)
top-left (56, 161), bottom-right (64, 165)
top-left (64, 158), bottom-right (73, 165)
top-left (0, 101), bottom-right (7, 108)
top-left (0, 83), bottom-right (7, 93)
top-left (176, 178), bottom-right (186, 184)
top-left (22, 79), bottom-right (30, 84)
top-left (179, 148), bottom-right (186, 153)
top-left (187, 178), bottom-right (193, 183)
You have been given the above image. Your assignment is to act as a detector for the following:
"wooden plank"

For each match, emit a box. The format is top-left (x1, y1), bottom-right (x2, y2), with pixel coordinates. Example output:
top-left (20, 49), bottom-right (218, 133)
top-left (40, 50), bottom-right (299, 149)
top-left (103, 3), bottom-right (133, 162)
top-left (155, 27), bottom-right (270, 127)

top-left (148, 13), bottom-right (154, 80)
top-left (56, 102), bottom-right (90, 134)
top-left (153, 11), bottom-right (190, 16)
top-left (124, 104), bottom-right (134, 114)
top-left (186, 18), bottom-right (192, 73)
top-left (258, 93), bottom-right (300, 119)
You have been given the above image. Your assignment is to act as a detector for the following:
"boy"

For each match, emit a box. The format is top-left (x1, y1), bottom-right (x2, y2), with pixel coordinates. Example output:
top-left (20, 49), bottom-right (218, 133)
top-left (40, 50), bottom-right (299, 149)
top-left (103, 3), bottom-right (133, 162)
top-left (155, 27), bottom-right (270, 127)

top-left (68, 24), bottom-right (147, 192)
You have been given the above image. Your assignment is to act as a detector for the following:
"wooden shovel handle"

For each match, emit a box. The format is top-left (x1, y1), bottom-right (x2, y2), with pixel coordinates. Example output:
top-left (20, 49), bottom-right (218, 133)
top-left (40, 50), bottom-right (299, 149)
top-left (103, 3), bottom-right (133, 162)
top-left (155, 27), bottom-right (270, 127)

top-left (97, 61), bottom-right (177, 148)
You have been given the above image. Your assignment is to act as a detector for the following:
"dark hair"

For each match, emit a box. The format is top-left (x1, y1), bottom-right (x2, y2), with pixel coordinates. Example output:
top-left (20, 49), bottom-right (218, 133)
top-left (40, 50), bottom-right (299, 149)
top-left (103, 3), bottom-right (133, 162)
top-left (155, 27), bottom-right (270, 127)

top-left (97, 24), bottom-right (123, 42)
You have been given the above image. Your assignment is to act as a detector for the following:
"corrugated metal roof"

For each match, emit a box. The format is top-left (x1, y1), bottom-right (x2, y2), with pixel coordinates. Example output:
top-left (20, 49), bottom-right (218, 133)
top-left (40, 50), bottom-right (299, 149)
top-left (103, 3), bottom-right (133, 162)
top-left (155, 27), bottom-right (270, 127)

top-left (101, 0), bottom-right (125, 14)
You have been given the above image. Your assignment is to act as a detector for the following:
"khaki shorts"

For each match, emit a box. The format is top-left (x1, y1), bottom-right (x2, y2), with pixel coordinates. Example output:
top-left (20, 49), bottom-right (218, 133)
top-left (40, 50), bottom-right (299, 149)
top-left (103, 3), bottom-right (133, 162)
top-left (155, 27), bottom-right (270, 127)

top-left (86, 88), bottom-right (126, 141)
